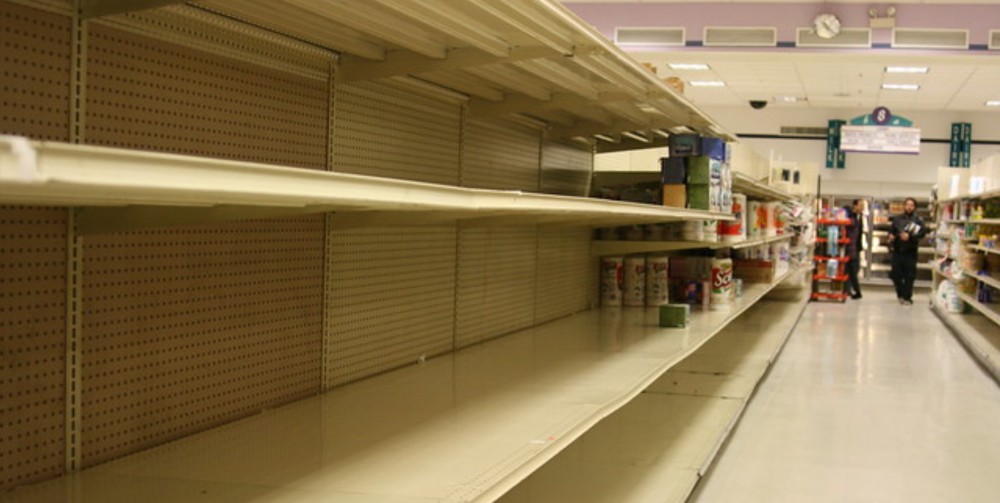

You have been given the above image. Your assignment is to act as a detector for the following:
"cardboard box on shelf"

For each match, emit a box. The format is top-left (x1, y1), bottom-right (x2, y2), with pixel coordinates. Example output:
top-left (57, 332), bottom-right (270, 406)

top-left (669, 133), bottom-right (701, 158)
top-left (658, 303), bottom-right (691, 328)
top-left (660, 157), bottom-right (686, 184)
top-left (663, 184), bottom-right (686, 208)
top-left (701, 137), bottom-right (727, 161)
top-left (733, 259), bottom-right (778, 283)
top-left (669, 256), bottom-right (712, 280)
top-left (687, 183), bottom-right (710, 210)
top-left (685, 156), bottom-right (724, 184)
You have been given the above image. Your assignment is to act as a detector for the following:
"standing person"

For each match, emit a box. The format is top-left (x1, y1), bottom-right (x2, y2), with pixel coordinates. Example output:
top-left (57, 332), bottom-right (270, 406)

top-left (888, 197), bottom-right (927, 305)
top-left (844, 199), bottom-right (865, 300)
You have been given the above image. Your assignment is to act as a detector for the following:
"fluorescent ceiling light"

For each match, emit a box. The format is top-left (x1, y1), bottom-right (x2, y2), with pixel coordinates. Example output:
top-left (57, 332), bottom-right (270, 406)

top-left (882, 83), bottom-right (920, 91)
top-left (885, 66), bottom-right (929, 74)
top-left (986, 100), bottom-right (1000, 107)
top-left (690, 80), bottom-right (726, 87)
top-left (773, 96), bottom-right (806, 103)
top-left (668, 63), bottom-right (710, 70)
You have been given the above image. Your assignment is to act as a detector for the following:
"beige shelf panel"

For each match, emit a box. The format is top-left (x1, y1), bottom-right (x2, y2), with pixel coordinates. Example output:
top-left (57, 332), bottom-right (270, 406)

top-left (732, 172), bottom-right (795, 202)
top-left (931, 304), bottom-right (1000, 383)
top-left (0, 267), bottom-right (798, 503)
top-left (102, 0), bottom-right (736, 142)
top-left (498, 293), bottom-right (810, 503)
top-left (956, 291), bottom-right (1000, 326)
top-left (590, 233), bottom-right (793, 257)
top-left (938, 188), bottom-right (1000, 203)
top-left (963, 270), bottom-right (1000, 291)
top-left (971, 245), bottom-right (1000, 257)
top-left (0, 138), bottom-right (730, 232)
top-left (946, 218), bottom-right (1000, 225)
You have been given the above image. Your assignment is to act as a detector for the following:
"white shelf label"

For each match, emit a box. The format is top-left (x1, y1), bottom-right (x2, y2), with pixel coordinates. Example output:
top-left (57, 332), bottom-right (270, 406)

top-left (840, 126), bottom-right (921, 154)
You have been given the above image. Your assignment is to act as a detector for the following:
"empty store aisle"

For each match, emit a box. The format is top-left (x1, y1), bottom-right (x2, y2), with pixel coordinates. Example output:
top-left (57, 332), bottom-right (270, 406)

top-left (690, 288), bottom-right (1000, 503)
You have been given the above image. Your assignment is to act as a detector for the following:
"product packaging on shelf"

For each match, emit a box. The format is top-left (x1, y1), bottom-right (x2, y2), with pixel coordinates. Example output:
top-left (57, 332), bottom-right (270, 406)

top-left (658, 303), bottom-right (691, 328)
top-left (600, 256), bottom-right (624, 306)
top-left (721, 193), bottom-right (747, 242)
top-left (710, 258), bottom-right (734, 310)
top-left (623, 256), bottom-right (646, 307)
top-left (645, 255), bottom-right (670, 306)
top-left (747, 200), bottom-right (762, 239)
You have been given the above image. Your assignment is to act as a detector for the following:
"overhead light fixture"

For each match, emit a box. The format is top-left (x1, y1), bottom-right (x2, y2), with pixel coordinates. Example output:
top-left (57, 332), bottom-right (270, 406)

top-left (882, 83), bottom-right (920, 91)
top-left (690, 80), bottom-right (726, 87)
top-left (773, 96), bottom-right (807, 103)
top-left (668, 63), bottom-right (710, 70)
top-left (986, 100), bottom-right (1000, 107)
top-left (622, 131), bottom-right (651, 143)
top-left (886, 66), bottom-right (929, 74)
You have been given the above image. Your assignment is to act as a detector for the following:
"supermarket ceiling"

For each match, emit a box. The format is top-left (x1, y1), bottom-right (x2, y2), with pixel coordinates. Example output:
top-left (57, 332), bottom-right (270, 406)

top-left (563, 1), bottom-right (1000, 111)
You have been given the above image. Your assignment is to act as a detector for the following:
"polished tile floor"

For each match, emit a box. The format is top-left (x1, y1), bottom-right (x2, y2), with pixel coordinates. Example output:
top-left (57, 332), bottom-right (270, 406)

top-left (689, 288), bottom-right (1000, 503)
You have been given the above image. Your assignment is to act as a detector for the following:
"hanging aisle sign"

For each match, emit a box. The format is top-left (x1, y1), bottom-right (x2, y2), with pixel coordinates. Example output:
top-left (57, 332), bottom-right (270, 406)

top-left (826, 119), bottom-right (846, 169)
top-left (949, 122), bottom-right (972, 167)
top-left (840, 107), bottom-right (920, 155)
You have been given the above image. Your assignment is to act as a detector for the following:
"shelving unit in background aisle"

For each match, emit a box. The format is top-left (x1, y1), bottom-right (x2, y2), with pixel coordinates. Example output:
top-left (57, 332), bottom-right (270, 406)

top-left (868, 197), bottom-right (934, 288)
top-left (931, 187), bottom-right (1000, 384)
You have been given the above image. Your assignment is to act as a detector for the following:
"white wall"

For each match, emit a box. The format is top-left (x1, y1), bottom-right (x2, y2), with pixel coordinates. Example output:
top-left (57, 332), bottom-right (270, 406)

top-left (705, 106), bottom-right (1000, 198)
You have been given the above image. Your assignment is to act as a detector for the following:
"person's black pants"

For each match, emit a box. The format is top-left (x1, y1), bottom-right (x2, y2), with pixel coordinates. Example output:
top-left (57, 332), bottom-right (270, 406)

top-left (846, 256), bottom-right (862, 297)
top-left (891, 253), bottom-right (917, 301)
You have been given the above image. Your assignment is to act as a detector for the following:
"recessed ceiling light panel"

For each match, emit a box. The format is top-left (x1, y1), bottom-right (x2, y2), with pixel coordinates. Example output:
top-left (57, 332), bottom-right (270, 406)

top-left (668, 63), bottom-right (711, 70)
top-left (886, 66), bottom-right (929, 74)
top-left (690, 80), bottom-right (726, 87)
top-left (986, 100), bottom-right (1000, 107)
top-left (881, 83), bottom-right (920, 91)
top-left (773, 96), bottom-right (807, 103)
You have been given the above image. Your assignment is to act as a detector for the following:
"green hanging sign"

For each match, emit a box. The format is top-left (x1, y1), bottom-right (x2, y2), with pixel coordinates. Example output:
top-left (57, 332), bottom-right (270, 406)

top-left (826, 119), bottom-right (846, 169)
top-left (948, 122), bottom-right (972, 168)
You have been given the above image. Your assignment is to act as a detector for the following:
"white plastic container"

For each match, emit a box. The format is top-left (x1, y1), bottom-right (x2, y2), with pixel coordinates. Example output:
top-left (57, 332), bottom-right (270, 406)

top-left (600, 256), bottom-right (624, 306)
top-left (623, 256), bottom-right (646, 307)
top-left (645, 255), bottom-right (670, 306)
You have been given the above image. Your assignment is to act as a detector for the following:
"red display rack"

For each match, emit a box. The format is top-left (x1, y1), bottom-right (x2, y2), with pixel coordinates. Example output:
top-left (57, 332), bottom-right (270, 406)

top-left (812, 292), bottom-right (849, 301)
top-left (812, 217), bottom-right (852, 303)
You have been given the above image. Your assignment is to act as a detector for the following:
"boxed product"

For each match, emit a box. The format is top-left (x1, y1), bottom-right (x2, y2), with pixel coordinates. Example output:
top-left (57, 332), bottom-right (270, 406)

top-left (733, 259), bottom-right (777, 283)
top-left (663, 184), bottom-right (686, 208)
top-left (685, 156), bottom-right (724, 184)
top-left (668, 133), bottom-right (701, 157)
top-left (669, 256), bottom-right (712, 280)
top-left (660, 157), bottom-right (686, 184)
top-left (687, 184), bottom-right (710, 210)
top-left (669, 279), bottom-right (710, 306)
top-left (659, 303), bottom-right (691, 328)
top-left (701, 137), bottom-right (727, 161)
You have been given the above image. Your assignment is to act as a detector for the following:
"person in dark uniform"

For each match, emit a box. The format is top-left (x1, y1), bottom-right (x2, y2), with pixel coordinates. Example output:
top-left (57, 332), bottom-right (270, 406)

top-left (888, 197), bottom-right (927, 305)
top-left (844, 199), bottom-right (865, 300)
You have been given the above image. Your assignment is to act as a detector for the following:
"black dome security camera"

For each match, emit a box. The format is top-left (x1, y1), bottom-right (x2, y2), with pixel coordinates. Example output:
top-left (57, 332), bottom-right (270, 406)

top-left (749, 100), bottom-right (768, 110)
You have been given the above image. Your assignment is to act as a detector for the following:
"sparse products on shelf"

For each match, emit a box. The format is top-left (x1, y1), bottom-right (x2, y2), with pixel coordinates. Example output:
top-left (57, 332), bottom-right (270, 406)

top-left (658, 303), bottom-right (691, 328)
top-left (601, 256), bottom-right (624, 306)
top-left (721, 194), bottom-right (747, 242)
top-left (623, 256), bottom-right (646, 307)
top-left (748, 201), bottom-right (762, 239)
top-left (646, 255), bottom-right (670, 306)
top-left (711, 258), bottom-right (734, 310)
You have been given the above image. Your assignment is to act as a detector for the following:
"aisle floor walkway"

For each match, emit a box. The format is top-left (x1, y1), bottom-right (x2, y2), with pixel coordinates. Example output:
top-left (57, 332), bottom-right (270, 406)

top-left (689, 288), bottom-right (1000, 503)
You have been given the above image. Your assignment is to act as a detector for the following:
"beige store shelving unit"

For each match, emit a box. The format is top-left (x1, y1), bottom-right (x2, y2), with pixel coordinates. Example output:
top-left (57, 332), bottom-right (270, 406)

top-left (0, 0), bottom-right (806, 501)
top-left (931, 177), bottom-right (1000, 383)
